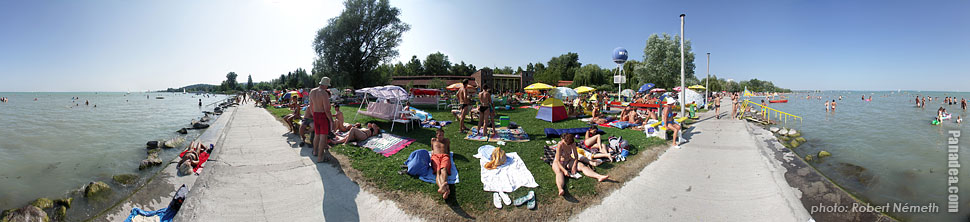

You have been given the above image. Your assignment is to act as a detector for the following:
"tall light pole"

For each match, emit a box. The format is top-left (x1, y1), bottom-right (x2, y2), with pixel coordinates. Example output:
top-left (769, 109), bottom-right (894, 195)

top-left (679, 14), bottom-right (686, 116)
top-left (706, 52), bottom-right (710, 109)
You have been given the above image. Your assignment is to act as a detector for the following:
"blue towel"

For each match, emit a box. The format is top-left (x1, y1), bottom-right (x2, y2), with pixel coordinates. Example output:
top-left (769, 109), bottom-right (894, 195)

top-left (544, 127), bottom-right (605, 138)
top-left (404, 149), bottom-right (459, 184)
top-left (124, 207), bottom-right (172, 222)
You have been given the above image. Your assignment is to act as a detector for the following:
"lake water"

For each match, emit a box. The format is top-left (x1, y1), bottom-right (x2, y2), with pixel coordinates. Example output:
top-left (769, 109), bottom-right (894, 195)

top-left (0, 92), bottom-right (227, 217)
top-left (762, 91), bottom-right (969, 221)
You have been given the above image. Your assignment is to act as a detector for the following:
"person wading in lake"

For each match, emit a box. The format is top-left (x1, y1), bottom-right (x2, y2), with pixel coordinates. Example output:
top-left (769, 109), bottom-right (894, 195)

top-left (831, 100), bottom-right (837, 112)
top-left (309, 77), bottom-right (334, 163)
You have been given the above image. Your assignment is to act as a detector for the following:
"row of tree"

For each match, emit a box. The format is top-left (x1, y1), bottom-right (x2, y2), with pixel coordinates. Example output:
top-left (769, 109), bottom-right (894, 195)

top-left (206, 0), bottom-right (788, 94)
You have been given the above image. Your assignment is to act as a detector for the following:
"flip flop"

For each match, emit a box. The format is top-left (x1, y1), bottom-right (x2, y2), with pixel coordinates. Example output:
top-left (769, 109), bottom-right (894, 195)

top-left (498, 192), bottom-right (511, 205)
top-left (513, 190), bottom-right (535, 206)
top-left (492, 192), bottom-right (503, 209)
top-left (527, 197), bottom-right (537, 210)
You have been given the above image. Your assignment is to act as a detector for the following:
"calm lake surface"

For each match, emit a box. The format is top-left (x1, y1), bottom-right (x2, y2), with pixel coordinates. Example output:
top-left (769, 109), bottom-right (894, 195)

top-left (0, 92), bottom-right (227, 216)
top-left (763, 91), bottom-right (969, 221)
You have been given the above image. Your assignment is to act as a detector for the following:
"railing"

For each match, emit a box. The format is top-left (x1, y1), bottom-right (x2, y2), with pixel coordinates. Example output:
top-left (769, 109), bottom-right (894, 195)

top-left (739, 99), bottom-right (802, 126)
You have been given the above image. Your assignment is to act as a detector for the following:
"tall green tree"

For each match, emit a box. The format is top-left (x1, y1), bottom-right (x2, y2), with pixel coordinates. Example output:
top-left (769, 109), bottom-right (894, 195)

top-left (247, 75), bottom-right (253, 90)
top-left (534, 53), bottom-right (581, 85)
top-left (636, 33), bottom-right (697, 89)
top-left (423, 52), bottom-right (450, 76)
top-left (449, 61), bottom-right (476, 76)
top-left (405, 55), bottom-right (423, 76)
top-left (223, 72), bottom-right (239, 91)
top-left (572, 64), bottom-right (608, 87)
top-left (312, 0), bottom-right (410, 88)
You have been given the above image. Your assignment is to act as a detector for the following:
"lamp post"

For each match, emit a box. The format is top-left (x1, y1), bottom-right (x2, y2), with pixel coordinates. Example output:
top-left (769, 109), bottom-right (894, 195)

top-left (679, 14), bottom-right (686, 116)
top-left (706, 52), bottom-right (710, 109)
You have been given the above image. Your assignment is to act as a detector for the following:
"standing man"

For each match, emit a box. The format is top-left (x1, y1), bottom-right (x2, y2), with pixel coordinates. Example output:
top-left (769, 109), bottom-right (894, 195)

top-left (457, 79), bottom-right (472, 133)
top-left (477, 85), bottom-right (494, 134)
top-left (714, 93), bottom-right (722, 119)
top-left (310, 77), bottom-right (334, 163)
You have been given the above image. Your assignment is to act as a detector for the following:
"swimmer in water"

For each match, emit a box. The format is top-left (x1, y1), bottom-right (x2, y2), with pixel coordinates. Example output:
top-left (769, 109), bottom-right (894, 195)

top-left (831, 100), bottom-right (837, 111)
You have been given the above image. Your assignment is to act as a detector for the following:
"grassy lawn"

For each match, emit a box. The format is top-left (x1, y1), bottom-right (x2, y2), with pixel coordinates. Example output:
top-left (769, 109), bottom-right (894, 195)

top-left (266, 103), bottom-right (667, 212)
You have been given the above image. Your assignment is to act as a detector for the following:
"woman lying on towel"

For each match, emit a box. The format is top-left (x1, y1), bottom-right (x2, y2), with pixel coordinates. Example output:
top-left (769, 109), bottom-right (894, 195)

top-left (177, 141), bottom-right (209, 175)
top-left (552, 133), bottom-right (609, 196)
top-left (589, 106), bottom-right (616, 124)
top-left (331, 122), bottom-right (381, 145)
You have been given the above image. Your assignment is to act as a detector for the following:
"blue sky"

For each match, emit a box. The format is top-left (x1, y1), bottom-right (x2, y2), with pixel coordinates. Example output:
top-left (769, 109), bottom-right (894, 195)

top-left (1, 0), bottom-right (968, 92)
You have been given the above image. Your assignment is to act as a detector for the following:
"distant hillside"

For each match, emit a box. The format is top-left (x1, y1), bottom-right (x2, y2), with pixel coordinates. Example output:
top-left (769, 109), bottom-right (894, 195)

top-left (162, 84), bottom-right (218, 93)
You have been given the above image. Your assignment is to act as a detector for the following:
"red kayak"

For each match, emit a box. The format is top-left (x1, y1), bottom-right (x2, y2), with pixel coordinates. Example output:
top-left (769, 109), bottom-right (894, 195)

top-left (769, 99), bottom-right (788, 103)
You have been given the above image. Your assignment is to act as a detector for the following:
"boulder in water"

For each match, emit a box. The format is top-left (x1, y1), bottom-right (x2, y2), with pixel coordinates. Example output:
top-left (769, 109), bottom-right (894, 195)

top-left (789, 140), bottom-right (801, 148)
top-left (200, 116), bottom-right (211, 122)
top-left (778, 136), bottom-right (790, 141)
top-left (146, 141), bottom-right (159, 149)
top-left (787, 129), bottom-right (798, 136)
top-left (795, 137), bottom-right (807, 143)
top-left (139, 153), bottom-right (162, 170)
top-left (52, 206), bottom-right (67, 221)
top-left (818, 150), bottom-right (832, 158)
top-left (53, 198), bottom-right (72, 209)
top-left (112, 174), bottom-right (138, 185)
top-left (192, 123), bottom-right (210, 129)
top-left (163, 137), bottom-right (184, 148)
top-left (2, 205), bottom-right (48, 222)
top-left (84, 181), bottom-right (111, 198)
top-left (29, 198), bottom-right (52, 209)
top-left (805, 154), bottom-right (814, 162)
top-left (778, 129), bottom-right (789, 135)
top-left (176, 128), bottom-right (188, 134)
top-left (769, 127), bottom-right (779, 133)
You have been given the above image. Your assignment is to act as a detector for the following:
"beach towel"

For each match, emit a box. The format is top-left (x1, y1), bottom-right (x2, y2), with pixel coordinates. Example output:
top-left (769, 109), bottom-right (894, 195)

top-left (543, 127), bottom-right (605, 138)
top-left (608, 121), bottom-right (639, 129)
top-left (420, 120), bottom-right (452, 129)
top-left (124, 184), bottom-right (186, 222)
top-left (357, 133), bottom-right (414, 157)
top-left (404, 149), bottom-right (459, 184)
top-left (465, 127), bottom-right (530, 142)
top-left (178, 146), bottom-right (211, 174)
top-left (474, 146), bottom-right (539, 193)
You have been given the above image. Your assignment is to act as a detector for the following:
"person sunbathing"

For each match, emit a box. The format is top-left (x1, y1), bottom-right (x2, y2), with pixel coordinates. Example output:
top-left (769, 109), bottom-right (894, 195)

top-left (281, 97), bottom-right (301, 133)
top-left (583, 127), bottom-right (613, 162)
top-left (552, 133), bottom-right (609, 196)
top-left (331, 103), bottom-right (351, 132)
top-left (177, 141), bottom-right (208, 174)
top-left (431, 129), bottom-right (451, 199)
top-left (332, 123), bottom-right (381, 145)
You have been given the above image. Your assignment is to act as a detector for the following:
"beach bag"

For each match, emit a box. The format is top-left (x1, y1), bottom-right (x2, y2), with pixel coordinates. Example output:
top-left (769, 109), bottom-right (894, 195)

top-left (608, 136), bottom-right (628, 153)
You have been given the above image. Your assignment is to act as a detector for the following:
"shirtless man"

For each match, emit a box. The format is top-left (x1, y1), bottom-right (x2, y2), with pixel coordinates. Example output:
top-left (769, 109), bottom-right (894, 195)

top-left (310, 77), bottom-right (334, 162)
top-left (331, 103), bottom-right (352, 132)
top-left (456, 79), bottom-right (473, 132)
top-left (478, 85), bottom-right (494, 134)
top-left (299, 105), bottom-right (313, 147)
top-left (714, 93), bottom-right (722, 119)
top-left (430, 129), bottom-right (452, 199)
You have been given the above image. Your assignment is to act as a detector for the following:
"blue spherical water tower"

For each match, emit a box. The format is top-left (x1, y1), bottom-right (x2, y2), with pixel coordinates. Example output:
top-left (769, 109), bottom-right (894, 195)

top-left (613, 47), bottom-right (628, 64)
top-left (613, 47), bottom-right (628, 100)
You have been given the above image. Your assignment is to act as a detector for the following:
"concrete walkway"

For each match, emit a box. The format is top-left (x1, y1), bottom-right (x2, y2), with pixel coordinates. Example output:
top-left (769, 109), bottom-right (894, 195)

top-left (573, 97), bottom-right (811, 221)
top-left (175, 104), bottom-right (417, 221)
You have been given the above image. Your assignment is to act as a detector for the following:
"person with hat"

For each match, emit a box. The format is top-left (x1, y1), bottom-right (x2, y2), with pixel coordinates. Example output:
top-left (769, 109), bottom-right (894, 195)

top-left (661, 97), bottom-right (684, 149)
top-left (310, 77), bottom-right (334, 162)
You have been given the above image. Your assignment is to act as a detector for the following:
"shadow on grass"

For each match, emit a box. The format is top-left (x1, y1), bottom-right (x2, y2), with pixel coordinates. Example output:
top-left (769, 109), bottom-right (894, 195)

top-left (445, 184), bottom-right (476, 220)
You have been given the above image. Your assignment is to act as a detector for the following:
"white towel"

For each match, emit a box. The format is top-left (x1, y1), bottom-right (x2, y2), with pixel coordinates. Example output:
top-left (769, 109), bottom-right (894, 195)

top-left (476, 152), bottom-right (539, 193)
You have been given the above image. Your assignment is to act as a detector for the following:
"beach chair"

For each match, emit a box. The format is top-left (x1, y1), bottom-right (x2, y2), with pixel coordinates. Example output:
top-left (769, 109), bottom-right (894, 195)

top-left (392, 108), bottom-right (416, 132)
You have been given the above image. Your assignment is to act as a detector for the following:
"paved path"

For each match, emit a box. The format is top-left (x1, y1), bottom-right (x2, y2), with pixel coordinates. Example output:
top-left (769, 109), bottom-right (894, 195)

top-left (176, 104), bottom-right (417, 221)
top-left (573, 97), bottom-right (811, 221)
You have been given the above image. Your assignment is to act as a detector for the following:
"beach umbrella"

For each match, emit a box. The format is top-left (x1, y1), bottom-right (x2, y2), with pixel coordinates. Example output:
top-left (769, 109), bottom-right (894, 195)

top-left (524, 83), bottom-right (554, 90)
top-left (551, 87), bottom-right (579, 100)
top-left (638, 83), bottom-right (656, 93)
top-left (574, 86), bottom-right (596, 94)
top-left (673, 86), bottom-right (684, 92)
top-left (588, 94), bottom-right (598, 101)
top-left (620, 89), bottom-right (635, 98)
top-left (688, 85), bottom-right (706, 90)
top-left (650, 88), bottom-right (667, 93)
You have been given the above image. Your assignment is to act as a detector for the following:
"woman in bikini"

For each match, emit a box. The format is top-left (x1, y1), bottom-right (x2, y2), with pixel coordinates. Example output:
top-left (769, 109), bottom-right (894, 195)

top-left (552, 133), bottom-right (609, 196)
top-left (332, 122), bottom-right (381, 145)
top-left (583, 126), bottom-right (613, 162)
